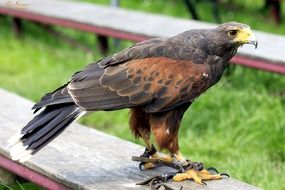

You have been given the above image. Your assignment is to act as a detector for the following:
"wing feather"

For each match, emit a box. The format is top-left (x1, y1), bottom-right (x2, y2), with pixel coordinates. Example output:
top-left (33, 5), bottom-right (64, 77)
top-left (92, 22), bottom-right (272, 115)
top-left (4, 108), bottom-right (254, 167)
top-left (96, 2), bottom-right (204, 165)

top-left (68, 56), bottom-right (210, 112)
top-left (67, 34), bottom-right (213, 112)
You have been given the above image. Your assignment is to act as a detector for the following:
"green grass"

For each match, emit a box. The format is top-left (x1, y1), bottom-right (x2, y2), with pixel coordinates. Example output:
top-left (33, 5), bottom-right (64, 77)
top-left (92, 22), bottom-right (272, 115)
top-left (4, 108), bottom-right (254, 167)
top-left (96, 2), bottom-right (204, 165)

top-left (0, 1), bottom-right (285, 190)
top-left (0, 181), bottom-right (41, 190)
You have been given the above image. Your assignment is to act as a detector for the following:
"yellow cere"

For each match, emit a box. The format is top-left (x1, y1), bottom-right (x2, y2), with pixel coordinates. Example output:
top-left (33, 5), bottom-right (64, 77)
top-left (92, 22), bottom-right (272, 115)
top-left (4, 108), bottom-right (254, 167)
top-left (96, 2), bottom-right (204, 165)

top-left (234, 27), bottom-right (256, 44)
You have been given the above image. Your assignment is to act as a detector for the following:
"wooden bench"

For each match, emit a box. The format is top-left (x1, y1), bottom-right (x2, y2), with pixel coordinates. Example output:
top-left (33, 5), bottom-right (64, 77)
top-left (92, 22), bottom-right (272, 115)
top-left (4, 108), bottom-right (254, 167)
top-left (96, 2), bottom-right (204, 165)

top-left (0, 0), bottom-right (285, 74)
top-left (0, 88), bottom-right (261, 190)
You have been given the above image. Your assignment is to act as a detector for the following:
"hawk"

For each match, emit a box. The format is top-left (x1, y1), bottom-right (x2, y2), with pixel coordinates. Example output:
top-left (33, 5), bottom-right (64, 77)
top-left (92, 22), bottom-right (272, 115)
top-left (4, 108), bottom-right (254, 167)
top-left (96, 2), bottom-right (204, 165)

top-left (8, 22), bottom-right (257, 184)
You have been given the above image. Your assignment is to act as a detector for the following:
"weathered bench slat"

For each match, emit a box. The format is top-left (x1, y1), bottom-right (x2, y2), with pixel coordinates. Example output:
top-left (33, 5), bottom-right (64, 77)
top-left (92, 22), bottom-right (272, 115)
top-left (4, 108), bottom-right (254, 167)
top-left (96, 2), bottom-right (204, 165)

top-left (0, 0), bottom-right (285, 74)
top-left (0, 88), bottom-right (261, 189)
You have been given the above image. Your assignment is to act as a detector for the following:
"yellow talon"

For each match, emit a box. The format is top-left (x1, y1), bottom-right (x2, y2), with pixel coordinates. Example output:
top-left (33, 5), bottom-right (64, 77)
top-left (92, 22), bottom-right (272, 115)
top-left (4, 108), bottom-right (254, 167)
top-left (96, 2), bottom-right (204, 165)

top-left (151, 153), bottom-right (173, 163)
top-left (173, 173), bottom-right (189, 182)
top-left (142, 162), bottom-right (156, 169)
top-left (140, 153), bottom-right (174, 170)
top-left (173, 169), bottom-right (223, 184)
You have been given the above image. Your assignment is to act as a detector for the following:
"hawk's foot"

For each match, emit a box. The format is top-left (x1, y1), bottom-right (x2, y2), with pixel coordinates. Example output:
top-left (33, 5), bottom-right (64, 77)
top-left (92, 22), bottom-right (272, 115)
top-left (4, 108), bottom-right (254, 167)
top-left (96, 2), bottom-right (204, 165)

top-left (173, 168), bottom-right (229, 184)
top-left (132, 145), bottom-right (174, 170)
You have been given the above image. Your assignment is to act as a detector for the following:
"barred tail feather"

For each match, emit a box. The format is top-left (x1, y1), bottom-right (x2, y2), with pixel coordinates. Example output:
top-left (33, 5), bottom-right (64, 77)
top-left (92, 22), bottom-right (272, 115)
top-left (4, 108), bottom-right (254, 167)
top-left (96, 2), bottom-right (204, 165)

top-left (8, 103), bottom-right (85, 162)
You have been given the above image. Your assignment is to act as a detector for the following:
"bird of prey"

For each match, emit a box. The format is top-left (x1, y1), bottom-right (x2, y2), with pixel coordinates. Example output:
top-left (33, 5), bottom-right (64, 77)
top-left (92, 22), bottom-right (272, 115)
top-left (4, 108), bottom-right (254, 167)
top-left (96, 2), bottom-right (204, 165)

top-left (8, 22), bottom-right (257, 184)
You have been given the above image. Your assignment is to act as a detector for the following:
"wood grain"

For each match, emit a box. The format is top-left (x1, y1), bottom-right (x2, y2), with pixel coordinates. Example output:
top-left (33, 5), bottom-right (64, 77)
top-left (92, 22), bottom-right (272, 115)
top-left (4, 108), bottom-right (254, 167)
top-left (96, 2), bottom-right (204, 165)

top-left (0, 88), bottom-right (262, 190)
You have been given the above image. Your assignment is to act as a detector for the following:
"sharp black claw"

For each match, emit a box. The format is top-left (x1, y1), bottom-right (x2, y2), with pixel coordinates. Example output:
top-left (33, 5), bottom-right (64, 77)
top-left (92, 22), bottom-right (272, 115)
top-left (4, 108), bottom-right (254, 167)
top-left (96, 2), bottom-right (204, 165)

top-left (161, 184), bottom-right (182, 190)
top-left (136, 177), bottom-right (154, 185)
top-left (135, 145), bottom-right (158, 171)
top-left (170, 161), bottom-right (185, 173)
top-left (207, 167), bottom-right (219, 174)
top-left (150, 183), bottom-right (160, 190)
top-left (139, 163), bottom-right (144, 171)
top-left (141, 145), bottom-right (157, 158)
top-left (220, 173), bottom-right (230, 178)
top-left (150, 182), bottom-right (180, 190)
top-left (137, 172), bottom-right (179, 190)
top-left (201, 181), bottom-right (207, 186)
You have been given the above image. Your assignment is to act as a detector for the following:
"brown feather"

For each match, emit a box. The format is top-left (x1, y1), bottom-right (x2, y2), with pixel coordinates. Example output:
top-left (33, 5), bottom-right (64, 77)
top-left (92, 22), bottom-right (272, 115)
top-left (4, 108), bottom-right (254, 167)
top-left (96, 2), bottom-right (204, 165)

top-left (22, 22), bottom-right (250, 160)
top-left (149, 103), bottom-right (191, 153)
top-left (129, 108), bottom-right (150, 138)
top-left (68, 57), bottom-right (210, 113)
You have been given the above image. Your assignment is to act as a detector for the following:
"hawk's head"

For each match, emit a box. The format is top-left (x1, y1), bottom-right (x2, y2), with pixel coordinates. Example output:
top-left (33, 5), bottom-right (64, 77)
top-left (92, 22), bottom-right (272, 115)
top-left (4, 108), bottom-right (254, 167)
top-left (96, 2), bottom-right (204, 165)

top-left (180, 22), bottom-right (257, 57)
top-left (215, 22), bottom-right (258, 49)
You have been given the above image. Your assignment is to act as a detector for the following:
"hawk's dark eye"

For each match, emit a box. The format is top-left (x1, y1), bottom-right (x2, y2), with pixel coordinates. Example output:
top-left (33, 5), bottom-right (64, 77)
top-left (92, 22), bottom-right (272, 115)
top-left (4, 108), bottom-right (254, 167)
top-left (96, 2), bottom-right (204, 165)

top-left (228, 30), bottom-right (238, 37)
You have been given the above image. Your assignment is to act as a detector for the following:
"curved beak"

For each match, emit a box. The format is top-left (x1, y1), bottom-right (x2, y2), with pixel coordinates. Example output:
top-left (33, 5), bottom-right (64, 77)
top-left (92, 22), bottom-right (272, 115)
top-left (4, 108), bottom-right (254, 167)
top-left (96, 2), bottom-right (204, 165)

top-left (247, 34), bottom-right (258, 49)
top-left (234, 27), bottom-right (258, 49)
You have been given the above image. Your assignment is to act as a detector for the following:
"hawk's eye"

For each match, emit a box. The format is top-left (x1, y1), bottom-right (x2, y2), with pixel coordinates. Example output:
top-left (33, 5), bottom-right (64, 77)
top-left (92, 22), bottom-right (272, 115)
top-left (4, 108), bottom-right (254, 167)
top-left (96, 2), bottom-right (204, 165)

top-left (228, 30), bottom-right (238, 37)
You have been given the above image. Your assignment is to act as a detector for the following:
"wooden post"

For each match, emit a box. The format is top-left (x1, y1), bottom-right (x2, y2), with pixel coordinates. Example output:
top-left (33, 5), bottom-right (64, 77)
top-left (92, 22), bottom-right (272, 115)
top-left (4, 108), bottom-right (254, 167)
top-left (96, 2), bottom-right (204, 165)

top-left (264, 0), bottom-right (282, 24)
top-left (270, 0), bottom-right (282, 24)
top-left (110, 0), bottom-right (121, 48)
top-left (211, 0), bottom-right (221, 23)
top-left (183, 0), bottom-right (199, 20)
top-left (12, 17), bottom-right (22, 37)
top-left (97, 34), bottom-right (109, 55)
top-left (37, 23), bottom-right (93, 54)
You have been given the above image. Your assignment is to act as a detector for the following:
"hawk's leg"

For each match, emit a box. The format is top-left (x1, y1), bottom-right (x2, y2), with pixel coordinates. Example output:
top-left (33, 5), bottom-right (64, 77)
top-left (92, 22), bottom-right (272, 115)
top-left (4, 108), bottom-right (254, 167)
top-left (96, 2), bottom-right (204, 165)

top-left (129, 108), bottom-right (174, 170)
top-left (149, 108), bottom-right (227, 184)
top-left (136, 128), bottom-right (173, 170)
top-left (134, 132), bottom-right (227, 184)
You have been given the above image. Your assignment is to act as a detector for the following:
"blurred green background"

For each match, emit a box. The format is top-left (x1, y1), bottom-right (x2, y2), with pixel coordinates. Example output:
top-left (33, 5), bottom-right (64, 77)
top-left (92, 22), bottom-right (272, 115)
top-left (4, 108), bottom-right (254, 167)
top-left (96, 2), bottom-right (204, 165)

top-left (0, 0), bottom-right (285, 190)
